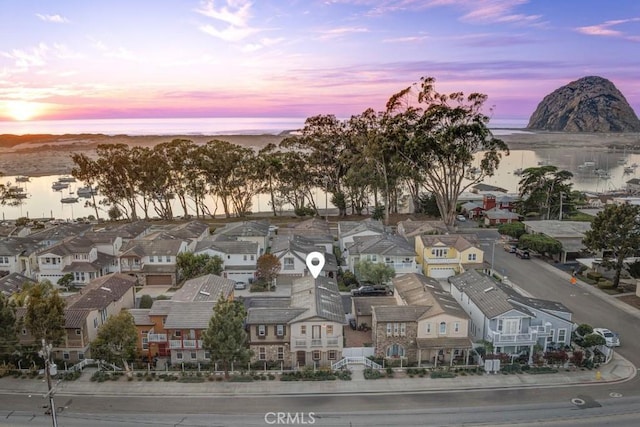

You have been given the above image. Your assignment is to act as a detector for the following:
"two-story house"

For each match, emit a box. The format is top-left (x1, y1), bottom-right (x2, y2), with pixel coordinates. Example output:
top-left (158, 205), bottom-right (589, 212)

top-left (17, 274), bottom-right (136, 363)
top-left (212, 220), bottom-right (269, 256)
top-left (137, 274), bottom-right (235, 362)
top-left (396, 220), bottom-right (448, 246)
top-left (36, 236), bottom-right (113, 286)
top-left (370, 273), bottom-right (473, 367)
top-left (194, 238), bottom-right (259, 283)
top-left (246, 276), bottom-right (345, 368)
top-left (449, 270), bottom-right (573, 361)
top-left (415, 234), bottom-right (484, 279)
top-left (338, 219), bottom-right (385, 257)
top-left (0, 272), bottom-right (37, 297)
top-left (118, 239), bottom-right (188, 286)
top-left (0, 237), bottom-right (41, 278)
top-left (345, 234), bottom-right (418, 277)
top-left (271, 235), bottom-right (338, 279)
top-left (277, 218), bottom-right (334, 254)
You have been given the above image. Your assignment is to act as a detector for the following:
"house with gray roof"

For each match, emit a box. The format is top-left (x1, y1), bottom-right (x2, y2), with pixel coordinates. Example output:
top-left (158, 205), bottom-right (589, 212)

top-left (97, 220), bottom-right (152, 242)
top-left (338, 219), bottom-right (386, 256)
top-left (35, 236), bottom-right (115, 286)
top-left (0, 237), bottom-right (41, 278)
top-left (171, 274), bottom-right (235, 302)
top-left (364, 274), bottom-right (473, 367)
top-left (449, 270), bottom-right (573, 362)
top-left (194, 239), bottom-right (259, 283)
top-left (118, 239), bottom-right (188, 286)
top-left (483, 207), bottom-right (520, 226)
top-left (0, 272), bottom-right (37, 297)
top-left (212, 220), bottom-right (269, 255)
top-left (345, 234), bottom-right (418, 276)
top-left (277, 218), bottom-right (334, 253)
top-left (246, 276), bottom-right (345, 368)
top-left (271, 235), bottom-right (338, 279)
top-left (28, 222), bottom-right (93, 248)
top-left (396, 220), bottom-right (449, 245)
top-left (522, 220), bottom-right (592, 263)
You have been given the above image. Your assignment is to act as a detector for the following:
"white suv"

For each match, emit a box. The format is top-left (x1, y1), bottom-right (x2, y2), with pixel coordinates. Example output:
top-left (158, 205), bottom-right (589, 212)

top-left (593, 328), bottom-right (620, 347)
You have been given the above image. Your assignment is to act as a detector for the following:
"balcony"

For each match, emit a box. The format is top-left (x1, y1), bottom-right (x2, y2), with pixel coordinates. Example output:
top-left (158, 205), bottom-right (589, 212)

top-left (529, 324), bottom-right (551, 335)
top-left (169, 339), bottom-right (203, 349)
top-left (292, 336), bottom-right (342, 349)
top-left (148, 333), bottom-right (167, 342)
top-left (489, 329), bottom-right (537, 345)
top-left (424, 257), bottom-right (461, 264)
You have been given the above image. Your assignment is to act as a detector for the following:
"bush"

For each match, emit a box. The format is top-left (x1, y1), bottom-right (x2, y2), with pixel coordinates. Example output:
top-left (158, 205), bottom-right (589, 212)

top-left (229, 375), bottom-right (254, 382)
top-left (335, 369), bottom-right (352, 381)
top-left (363, 368), bottom-right (383, 380)
top-left (586, 271), bottom-right (602, 281)
top-left (139, 294), bottom-right (153, 309)
top-left (430, 370), bottom-right (457, 379)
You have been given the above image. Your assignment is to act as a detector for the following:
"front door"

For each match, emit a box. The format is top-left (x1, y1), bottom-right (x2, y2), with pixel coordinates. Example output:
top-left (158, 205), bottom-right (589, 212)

top-left (296, 351), bottom-right (306, 366)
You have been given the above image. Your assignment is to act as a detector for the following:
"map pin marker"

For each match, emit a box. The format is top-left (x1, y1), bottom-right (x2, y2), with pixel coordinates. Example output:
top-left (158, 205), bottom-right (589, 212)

top-left (306, 251), bottom-right (325, 279)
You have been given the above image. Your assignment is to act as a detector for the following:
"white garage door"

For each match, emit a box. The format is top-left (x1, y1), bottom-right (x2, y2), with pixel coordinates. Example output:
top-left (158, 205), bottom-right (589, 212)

top-left (429, 267), bottom-right (456, 279)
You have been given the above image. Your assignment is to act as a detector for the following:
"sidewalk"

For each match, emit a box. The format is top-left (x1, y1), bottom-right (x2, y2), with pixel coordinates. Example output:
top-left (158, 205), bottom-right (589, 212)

top-left (0, 353), bottom-right (635, 398)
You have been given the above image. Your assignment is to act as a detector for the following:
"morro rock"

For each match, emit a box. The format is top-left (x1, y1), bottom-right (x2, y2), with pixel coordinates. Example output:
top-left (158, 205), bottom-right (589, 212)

top-left (527, 76), bottom-right (640, 132)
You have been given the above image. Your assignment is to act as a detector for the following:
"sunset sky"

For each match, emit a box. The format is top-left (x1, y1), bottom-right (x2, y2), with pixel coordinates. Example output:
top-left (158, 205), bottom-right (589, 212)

top-left (1, 0), bottom-right (639, 122)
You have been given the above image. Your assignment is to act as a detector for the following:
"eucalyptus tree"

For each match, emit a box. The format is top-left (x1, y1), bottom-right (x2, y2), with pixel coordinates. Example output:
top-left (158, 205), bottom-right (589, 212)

top-left (70, 152), bottom-right (101, 220)
top-left (517, 165), bottom-right (573, 219)
top-left (93, 144), bottom-right (140, 220)
top-left (256, 144), bottom-right (283, 216)
top-left (280, 115), bottom-right (351, 216)
top-left (401, 77), bottom-right (509, 226)
top-left (269, 149), bottom-right (317, 214)
top-left (154, 139), bottom-right (198, 219)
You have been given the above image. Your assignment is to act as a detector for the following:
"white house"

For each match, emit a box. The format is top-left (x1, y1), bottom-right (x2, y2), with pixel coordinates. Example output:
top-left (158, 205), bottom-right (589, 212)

top-left (118, 239), bottom-right (188, 286)
top-left (345, 234), bottom-right (418, 277)
top-left (212, 220), bottom-right (269, 255)
top-left (338, 219), bottom-right (385, 257)
top-left (194, 238), bottom-right (259, 283)
top-left (271, 235), bottom-right (338, 279)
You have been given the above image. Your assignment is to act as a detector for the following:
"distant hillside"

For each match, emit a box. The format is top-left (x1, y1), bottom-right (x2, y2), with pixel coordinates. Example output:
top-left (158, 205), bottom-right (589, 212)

top-left (527, 76), bottom-right (640, 132)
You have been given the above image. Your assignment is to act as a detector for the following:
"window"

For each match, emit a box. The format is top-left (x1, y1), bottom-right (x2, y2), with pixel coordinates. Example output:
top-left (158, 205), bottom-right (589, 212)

top-left (93, 318), bottom-right (98, 328)
top-left (312, 350), bottom-right (321, 360)
top-left (75, 329), bottom-right (81, 335)
top-left (149, 256), bottom-right (155, 262)
top-left (22, 328), bottom-right (27, 335)
top-left (393, 323), bottom-right (399, 336)
top-left (243, 255), bottom-right (247, 261)
top-left (386, 323), bottom-right (392, 337)
top-left (499, 318), bottom-right (520, 334)
top-left (431, 248), bottom-right (448, 258)
top-left (283, 257), bottom-right (295, 270)
top-left (328, 350), bottom-right (337, 360)
top-left (454, 322), bottom-right (460, 333)
top-left (277, 347), bottom-right (284, 360)
top-left (259, 347), bottom-right (266, 360)
top-left (386, 344), bottom-right (405, 357)
top-left (547, 330), bottom-right (555, 343)
top-left (0, 256), bottom-right (8, 264)
top-left (250, 255), bottom-right (255, 261)
top-left (258, 325), bottom-right (266, 337)
top-left (176, 352), bottom-right (183, 360)
top-left (300, 325), bottom-right (306, 335)
top-left (190, 352), bottom-right (197, 360)
top-left (558, 329), bottom-right (567, 343)
top-left (175, 330), bottom-right (182, 337)
top-left (468, 253), bottom-right (477, 261)
top-left (78, 352), bottom-right (84, 360)
top-left (326, 325), bottom-right (333, 335)
top-left (63, 352), bottom-right (70, 360)
top-left (400, 323), bottom-right (406, 337)
top-left (426, 323), bottom-right (431, 334)
top-left (439, 322), bottom-right (447, 334)
top-left (276, 324), bottom-right (284, 337)
top-left (204, 351), bottom-right (211, 360)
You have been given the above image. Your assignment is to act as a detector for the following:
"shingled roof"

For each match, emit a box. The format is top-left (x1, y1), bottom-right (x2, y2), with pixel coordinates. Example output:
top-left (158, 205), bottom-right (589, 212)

top-left (172, 274), bottom-right (235, 302)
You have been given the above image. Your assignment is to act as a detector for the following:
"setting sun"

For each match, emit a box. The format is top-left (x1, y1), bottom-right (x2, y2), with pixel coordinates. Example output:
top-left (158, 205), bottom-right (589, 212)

top-left (5, 101), bottom-right (43, 121)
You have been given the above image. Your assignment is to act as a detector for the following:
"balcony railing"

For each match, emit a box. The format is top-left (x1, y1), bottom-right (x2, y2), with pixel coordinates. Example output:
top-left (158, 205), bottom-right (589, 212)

top-left (489, 329), bottom-right (537, 345)
top-left (169, 339), bottom-right (203, 349)
top-left (529, 325), bottom-right (550, 335)
top-left (148, 333), bottom-right (167, 342)
top-left (424, 257), bottom-right (461, 264)
top-left (292, 336), bottom-right (342, 349)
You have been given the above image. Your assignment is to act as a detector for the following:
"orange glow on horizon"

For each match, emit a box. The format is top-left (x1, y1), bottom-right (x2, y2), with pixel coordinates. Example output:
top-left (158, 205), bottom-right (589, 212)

top-left (4, 101), bottom-right (47, 121)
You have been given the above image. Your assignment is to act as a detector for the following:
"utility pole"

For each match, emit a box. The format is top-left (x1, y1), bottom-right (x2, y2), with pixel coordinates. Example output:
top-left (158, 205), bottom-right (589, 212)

top-left (40, 339), bottom-right (58, 427)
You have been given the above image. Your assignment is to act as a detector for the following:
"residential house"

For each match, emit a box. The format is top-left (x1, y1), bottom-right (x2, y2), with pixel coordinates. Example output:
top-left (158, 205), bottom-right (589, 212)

top-left (0, 237), bottom-right (41, 278)
top-left (29, 223), bottom-right (93, 249)
top-left (483, 207), bottom-right (520, 226)
top-left (460, 202), bottom-right (484, 219)
top-left (118, 239), bottom-right (188, 286)
top-left (138, 274), bottom-right (235, 362)
top-left (96, 220), bottom-right (152, 243)
top-left (345, 234), bottom-right (418, 277)
top-left (194, 238), bottom-right (259, 283)
top-left (396, 220), bottom-right (449, 246)
top-left (482, 194), bottom-right (518, 212)
top-left (277, 218), bottom-right (334, 254)
top-left (271, 235), bottom-right (338, 279)
top-left (0, 272), bottom-right (37, 297)
top-left (212, 220), bottom-right (269, 255)
top-left (370, 273), bottom-right (473, 367)
top-left (246, 276), bottom-right (345, 368)
top-left (415, 234), bottom-right (484, 278)
top-left (449, 270), bottom-right (573, 361)
top-left (35, 236), bottom-right (114, 286)
top-left (522, 220), bottom-right (592, 263)
top-left (351, 296), bottom-right (396, 329)
top-left (143, 221), bottom-right (211, 252)
top-left (17, 274), bottom-right (136, 363)
top-left (338, 219), bottom-right (385, 256)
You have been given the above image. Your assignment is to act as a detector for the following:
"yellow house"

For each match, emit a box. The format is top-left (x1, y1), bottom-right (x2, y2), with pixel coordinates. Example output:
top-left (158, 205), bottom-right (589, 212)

top-left (415, 234), bottom-right (484, 279)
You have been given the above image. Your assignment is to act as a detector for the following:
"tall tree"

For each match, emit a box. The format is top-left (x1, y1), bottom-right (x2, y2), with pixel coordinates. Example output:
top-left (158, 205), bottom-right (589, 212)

top-left (201, 296), bottom-right (251, 379)
top-left (517, 166), bottom-right (573, 219)
top-left (401, 77), bottom-right (509, 226)
top-left (90, 311), bottom-right (138, 375)
top-left (176, 253), bottom-right (224, 281)
top-left (255, 253), bottom-right (282, 288)
top-left (0, 293), bottom-right (19, 362)
top-left (22, 281), bottom-right (65, 347)
top-left (70, 152), bottom-right (102, 220)
top-left (583, 203), bottom-right (640, 288)
top-left (355, 260), bottom-right (395, 286)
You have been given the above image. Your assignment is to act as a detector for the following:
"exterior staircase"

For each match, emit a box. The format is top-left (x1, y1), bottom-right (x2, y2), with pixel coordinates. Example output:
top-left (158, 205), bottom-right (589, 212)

top-left (331, 356), bottom-right (382, 370)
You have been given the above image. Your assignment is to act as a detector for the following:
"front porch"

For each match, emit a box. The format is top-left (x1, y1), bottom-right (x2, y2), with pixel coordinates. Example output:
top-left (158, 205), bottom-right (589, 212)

top-left (416, 337), bottom-right (474, 368)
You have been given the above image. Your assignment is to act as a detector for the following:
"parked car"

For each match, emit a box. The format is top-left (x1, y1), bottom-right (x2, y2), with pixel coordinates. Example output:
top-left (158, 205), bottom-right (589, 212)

top-left (351, 285), bottom-right (392, 297)
top-left (515, 248), bottom-right (530, 259)
top-left (503, 243), bottom-right (517, 253)
top-left (233, 281), bottom-right (247, 290)
top-left (456, 215), bottom-right (466, 222)
top-left (349, 318), bottom-right (357, 330)
top-left (593, 328), bottom-right (620, 347)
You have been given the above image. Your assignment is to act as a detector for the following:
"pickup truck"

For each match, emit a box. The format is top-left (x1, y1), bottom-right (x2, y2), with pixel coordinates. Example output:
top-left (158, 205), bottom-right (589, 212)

top-left (515, 248), bottom-right (530, 259)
